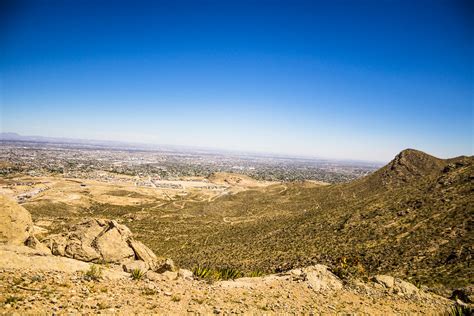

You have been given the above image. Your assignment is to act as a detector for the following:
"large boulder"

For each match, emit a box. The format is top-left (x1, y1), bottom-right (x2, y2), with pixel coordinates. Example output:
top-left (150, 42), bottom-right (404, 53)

top-left (129, 240), bottom-right (159, 270)
top-left (0, 195), bottom-right (34, 245)
top-left (303, 265), bottom-right (343, 292)
top-left (289, 265), bottom-right (343, 292)
top-left (42, 217), bottom-right (173, 275)
top-left (43, 219), bottom-right (135, 263)
top-left (372, 274), bottom-right (420, 297)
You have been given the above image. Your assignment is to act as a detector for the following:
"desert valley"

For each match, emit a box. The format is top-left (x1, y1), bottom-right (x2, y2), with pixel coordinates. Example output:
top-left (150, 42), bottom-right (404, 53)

top-left (0, 138), bottom-right (472, 314)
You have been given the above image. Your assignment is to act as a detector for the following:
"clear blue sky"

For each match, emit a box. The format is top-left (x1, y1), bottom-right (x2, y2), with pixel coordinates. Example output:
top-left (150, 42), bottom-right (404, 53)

top-left (1, 0), bottom-right (472, 161)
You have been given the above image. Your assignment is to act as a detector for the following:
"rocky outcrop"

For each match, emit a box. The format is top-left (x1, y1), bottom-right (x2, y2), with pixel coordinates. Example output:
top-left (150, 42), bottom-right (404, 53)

top-left (42, 218), bottom-right (174, 274)
top-left (0, 195), bottom-right (35, 246)
top-left (289, 264), bottom-right (343, 292)
top-left (372, 275), bottom-right (421, 297)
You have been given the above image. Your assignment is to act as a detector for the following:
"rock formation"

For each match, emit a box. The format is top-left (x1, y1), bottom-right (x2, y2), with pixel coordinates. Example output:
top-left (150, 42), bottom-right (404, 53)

top-left (0, 195), bottom-right (35, 246)
top-left (42, 218), bottom-right (174, 274)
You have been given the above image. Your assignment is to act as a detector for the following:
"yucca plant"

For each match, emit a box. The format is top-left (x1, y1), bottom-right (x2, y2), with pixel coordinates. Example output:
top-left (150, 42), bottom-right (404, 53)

top-left (131, 268), bottom-right (145, 280)
top-left (193, 266), bottom-right (214, 279)
top-left (248, 270), bottom-right (265, 278)
top-left (446, 305), bottom-right (473, 316)
top-left (217, 267), bottom-right (243, 280)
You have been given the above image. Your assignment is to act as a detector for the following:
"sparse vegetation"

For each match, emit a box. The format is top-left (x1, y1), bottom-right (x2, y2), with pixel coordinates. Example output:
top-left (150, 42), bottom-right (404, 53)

top-left (84, 264), bottom-right (103, 281)
top-left (4, 295), bottom-right (22, 305)
top-left (446, 305), bottom-right (473, 316)
top-left (11, 147), bottom-right (473, 297)
top-left (193, 266), bottom-right (243, 281)
top-left (332, 257), bottom-right (366, 280)
top-left (248, 270), bottom-right (265, 277)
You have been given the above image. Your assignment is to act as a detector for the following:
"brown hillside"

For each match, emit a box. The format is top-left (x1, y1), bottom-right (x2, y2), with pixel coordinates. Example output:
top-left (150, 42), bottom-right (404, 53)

top-left (144, 149), bottom-right (473, 295)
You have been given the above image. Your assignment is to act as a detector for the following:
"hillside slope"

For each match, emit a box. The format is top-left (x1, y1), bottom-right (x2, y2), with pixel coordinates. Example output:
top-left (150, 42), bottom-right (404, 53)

top-left (167, 149), bottom-right (473, 294)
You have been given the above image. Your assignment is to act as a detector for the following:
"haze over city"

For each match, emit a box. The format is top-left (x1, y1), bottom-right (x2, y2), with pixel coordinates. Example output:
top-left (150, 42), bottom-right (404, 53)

top-left (2, 0), bottom-right (473, 161)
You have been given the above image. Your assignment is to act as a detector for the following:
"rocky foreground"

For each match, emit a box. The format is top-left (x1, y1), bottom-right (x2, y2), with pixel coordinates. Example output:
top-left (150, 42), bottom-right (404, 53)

top-left (0, 194), bottom-right (464, 314)
top-left (0, 245), bottom-right (453, 315)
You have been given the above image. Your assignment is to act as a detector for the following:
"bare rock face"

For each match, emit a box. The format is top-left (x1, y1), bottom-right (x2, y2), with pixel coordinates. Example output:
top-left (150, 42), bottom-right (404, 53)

top-left (372, 275), bottom-right (420, 297)
top-left (0, 195), bottom-right (34, 246)
top-left (178, 268), bottom-right (194, 280)
top-left (301, 265), bottom-right (343, 292)
top-left (95, 224), bottom-right (135, 262)
top-left (43, 219), bottom-right (136, 263)
top-left (123, 260), bottom-right (149, 273)
top-left (129, 240), bottom-right (158, 269)
top-left (42, 217), bottom-right (174, 275)
top-left (24, 235), bottom-right (51, 255)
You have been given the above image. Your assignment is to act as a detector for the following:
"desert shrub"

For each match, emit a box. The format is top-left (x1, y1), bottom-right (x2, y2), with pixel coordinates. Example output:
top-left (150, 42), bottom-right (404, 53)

top-left (171, 294), bottom-right (181, 302)
top-left (446, 304), bottom-right (473, 316)
top-left (332, 256), bottom-right (366, 280)
top-left (84, 264), bottom-right (103, 281)
top-left (193, 266), bottom-right (243, 281)
top-left (131, 268), bottom-right (145, 280)
top-left (4, 296), bottom-right (22, 305)
top-left (193, 266), bottom-right (214, 280)
top-left (247, 270), bottom-right (265, 278)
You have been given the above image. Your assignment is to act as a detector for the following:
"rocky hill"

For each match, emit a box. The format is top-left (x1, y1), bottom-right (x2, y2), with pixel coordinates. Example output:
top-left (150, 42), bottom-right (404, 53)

top-left (158, 149), bottom-right (473, 296)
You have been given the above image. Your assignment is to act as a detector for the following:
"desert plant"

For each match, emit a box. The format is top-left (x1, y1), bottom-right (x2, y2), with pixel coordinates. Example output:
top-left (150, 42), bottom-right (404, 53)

top-left (193, 266), bottom-right (243, 281)
top-left (217, 267), bottom-right (243, 280)
top-left (446, 304), bottom-right (473, 316)
top-left (131, 268), bottom-right (145, 280)
top-left (84, 264), bottom-right (103, 281)
top-left (4, 296), bottom-right (22, 305)
top-left (332, 256), bottom-right (366, 280)
top-left (193, 266), bottom-right (214, 280)
top-left (248, 270), bottom-right (265, 278)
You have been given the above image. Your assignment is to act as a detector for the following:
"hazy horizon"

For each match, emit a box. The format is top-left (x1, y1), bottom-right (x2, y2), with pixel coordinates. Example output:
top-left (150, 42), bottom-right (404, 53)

top-left (2, 0), bottom-right (473, 161)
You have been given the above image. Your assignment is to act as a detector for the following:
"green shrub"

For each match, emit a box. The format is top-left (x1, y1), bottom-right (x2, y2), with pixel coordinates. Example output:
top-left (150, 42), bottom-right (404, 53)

top-left (131, 268), bottom-right (145, 280)
top-left (248, 270), bottom-right (265, 278)
top-left (4, 296), bottom-right (22, 305)
top-left (193, 266), bottom-right (214, 280)
top-left (218, 267), bottom-right (243, 280)
top-left (193, 266), bottom-right (243, 281)
top-left (446, 305), bottom-right (473, 316)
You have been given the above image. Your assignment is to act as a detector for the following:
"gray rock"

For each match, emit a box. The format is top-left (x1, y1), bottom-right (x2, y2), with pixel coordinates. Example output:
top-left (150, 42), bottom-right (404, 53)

top-left (373, 275), bottom-right (420, 297)
top-left (155, 258), bottom-right (175, 273)
top-left (128, 240), bottom-right (158, 269)
top-left (42, 218), bottom-right (152, 265)
top-left (373, 275), bottom-right (395, 288)
top-left (302, 265), bottom-right (343, 292)
top-left (122, 260), bottom-right (149, 273)
top-left (178, 268), bottom-right (194, 280)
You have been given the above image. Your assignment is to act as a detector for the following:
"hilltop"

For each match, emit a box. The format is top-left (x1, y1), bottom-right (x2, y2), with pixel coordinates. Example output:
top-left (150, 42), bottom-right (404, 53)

top-left (142, 149), bottom-right (473, 295)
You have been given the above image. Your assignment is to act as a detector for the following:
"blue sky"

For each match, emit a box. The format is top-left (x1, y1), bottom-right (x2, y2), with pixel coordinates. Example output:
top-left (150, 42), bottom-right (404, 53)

top-left (1, 0), bottom-right (472, 161)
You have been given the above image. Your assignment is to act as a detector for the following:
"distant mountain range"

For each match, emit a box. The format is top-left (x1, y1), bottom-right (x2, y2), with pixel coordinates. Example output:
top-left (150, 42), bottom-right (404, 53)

top-left (0, 132), bottom-right (382, 164)
top-left (0, 132), bottom-right (155, 149)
